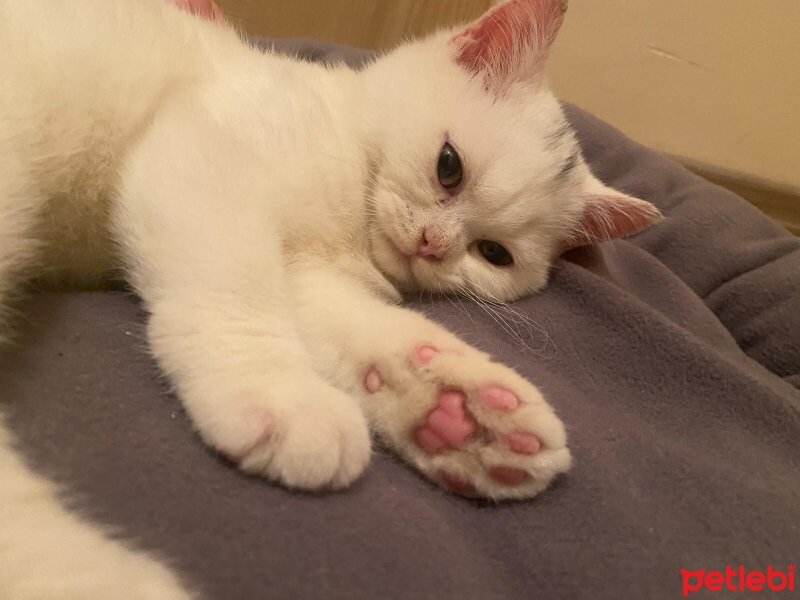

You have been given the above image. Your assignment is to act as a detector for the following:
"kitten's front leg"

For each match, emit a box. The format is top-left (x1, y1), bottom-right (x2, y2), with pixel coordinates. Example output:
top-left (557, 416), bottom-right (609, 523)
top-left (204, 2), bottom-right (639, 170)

top-left (292, 267), bottom-right (572, 500)
top-left (115, 117), bottom-right (370, 491)
top-left (140, 289), bottom-right (371, 491)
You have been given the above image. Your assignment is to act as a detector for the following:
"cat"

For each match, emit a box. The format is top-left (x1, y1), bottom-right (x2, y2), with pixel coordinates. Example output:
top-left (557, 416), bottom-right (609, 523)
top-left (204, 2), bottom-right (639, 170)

top-left (0, 0), bottom-right (661, 597)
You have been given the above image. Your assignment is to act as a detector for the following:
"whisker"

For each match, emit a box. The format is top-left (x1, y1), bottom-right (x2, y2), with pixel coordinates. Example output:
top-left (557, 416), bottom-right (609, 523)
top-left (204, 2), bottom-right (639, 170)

top-left (453, 282), bottom-right (554, 356)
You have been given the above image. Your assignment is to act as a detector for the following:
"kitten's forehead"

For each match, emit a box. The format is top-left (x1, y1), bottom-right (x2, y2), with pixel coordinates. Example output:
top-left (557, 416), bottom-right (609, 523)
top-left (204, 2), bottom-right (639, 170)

top-left (449, 101), bottom-right (585, 269)
top-left (446, 73), bottom-right (578, 171)
top-left (464, 110), bottom-right (582, 208)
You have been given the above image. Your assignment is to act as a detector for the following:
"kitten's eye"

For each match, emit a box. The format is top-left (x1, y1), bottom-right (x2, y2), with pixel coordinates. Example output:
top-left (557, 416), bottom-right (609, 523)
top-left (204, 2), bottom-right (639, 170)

top-left (478, 240), bottom-right (513, 267)
top-left (437, 142), bottom-right (463, 190)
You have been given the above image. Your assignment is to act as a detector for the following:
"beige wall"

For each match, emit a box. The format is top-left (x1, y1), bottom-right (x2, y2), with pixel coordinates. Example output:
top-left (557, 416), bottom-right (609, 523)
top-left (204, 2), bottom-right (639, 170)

top-left (547, 0), bottom-right (800, 233)
top-left (217, 0), bottom-right (799, 233)
top-left (216, 0), bottom-right (489, 50)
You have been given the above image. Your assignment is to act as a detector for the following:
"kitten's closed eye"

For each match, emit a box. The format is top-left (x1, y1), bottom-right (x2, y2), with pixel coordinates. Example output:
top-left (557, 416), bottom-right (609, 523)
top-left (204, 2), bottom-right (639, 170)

top-left (477, 240), bottom-right (513, 266)
top-left (437, 142), bottom-right (463, 191)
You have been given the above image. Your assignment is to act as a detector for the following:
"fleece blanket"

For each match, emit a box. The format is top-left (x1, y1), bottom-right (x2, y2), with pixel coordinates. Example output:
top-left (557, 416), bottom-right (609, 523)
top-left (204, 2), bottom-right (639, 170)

top-left (4, 39), bottom-right (799, 600)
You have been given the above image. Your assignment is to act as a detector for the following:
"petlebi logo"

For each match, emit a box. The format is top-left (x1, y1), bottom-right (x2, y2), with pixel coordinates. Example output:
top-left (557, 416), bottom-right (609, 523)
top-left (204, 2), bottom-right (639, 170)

top-left (681, 565), bottom-right (796, 596)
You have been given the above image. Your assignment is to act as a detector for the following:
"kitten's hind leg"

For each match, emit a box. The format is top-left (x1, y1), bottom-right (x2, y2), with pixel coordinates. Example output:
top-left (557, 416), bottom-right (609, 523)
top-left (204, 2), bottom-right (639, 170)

top-left (0, 161), bottom-right (191, 598)
top-left (114, 120), bottom-right (370, 490)
top-left (0, 421), bottom-right (193, 599)
top-left (0, 156), bottom-right (43, 337)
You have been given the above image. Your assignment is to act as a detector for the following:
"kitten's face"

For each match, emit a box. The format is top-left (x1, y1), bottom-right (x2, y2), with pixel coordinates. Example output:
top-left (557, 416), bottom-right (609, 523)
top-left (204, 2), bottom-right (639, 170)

top-left (363, 0), bottom-right (659, 302)
top-left (365, 49), bottom-right (581, 302)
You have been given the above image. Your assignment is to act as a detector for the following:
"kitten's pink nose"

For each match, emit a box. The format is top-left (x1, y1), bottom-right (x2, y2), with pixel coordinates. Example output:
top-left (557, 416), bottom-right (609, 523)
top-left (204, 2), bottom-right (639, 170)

top-left (417, 229), bottom-right (444, 261)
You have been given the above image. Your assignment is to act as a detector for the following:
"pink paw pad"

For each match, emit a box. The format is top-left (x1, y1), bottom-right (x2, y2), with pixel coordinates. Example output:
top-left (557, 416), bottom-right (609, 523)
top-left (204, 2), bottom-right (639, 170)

top-left (416, 345), bottom-right (438, 363)
top-left (414, 390), bottom-right (476, 453)
top-left (414, 427), bottom-right (446, 454)
top-left (439, 471), bottom-right (476, 496)
top-left (364, 368), bottom-right (383, 393)
top-left (506, 431), bottom-right (541, 455)
top-left (488, 466), bottom-right (528, 486)
top-left (479, 386), bottom-right (520, 411)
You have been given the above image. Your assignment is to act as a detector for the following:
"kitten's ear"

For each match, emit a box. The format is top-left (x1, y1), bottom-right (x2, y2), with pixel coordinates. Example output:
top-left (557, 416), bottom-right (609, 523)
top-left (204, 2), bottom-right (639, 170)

top-left (451, 0), bottom-right (568, 94)
top-left (567, 179), bottom-right (663, 249)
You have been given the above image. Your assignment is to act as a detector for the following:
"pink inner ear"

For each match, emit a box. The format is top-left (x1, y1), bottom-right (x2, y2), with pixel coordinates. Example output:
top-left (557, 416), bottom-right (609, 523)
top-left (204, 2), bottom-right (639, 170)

top-left (455, 1), bottom-right (537, 69)
top-left (571, 195), bottom-right (662, 247)
top-left (453, 0), bottom-right (567, 86)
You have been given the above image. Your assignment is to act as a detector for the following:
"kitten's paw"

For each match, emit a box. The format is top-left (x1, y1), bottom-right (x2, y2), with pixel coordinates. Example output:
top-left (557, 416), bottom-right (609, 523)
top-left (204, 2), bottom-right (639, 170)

top-left (363, 344), bottom-right (571, 500)
top-left (196, 378), bottom-right (371, 491)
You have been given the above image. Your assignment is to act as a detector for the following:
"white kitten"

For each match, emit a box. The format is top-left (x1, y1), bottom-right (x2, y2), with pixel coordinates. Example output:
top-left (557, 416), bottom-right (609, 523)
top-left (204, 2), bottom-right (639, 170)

top-left (0, 0), bottom-right (660, 597)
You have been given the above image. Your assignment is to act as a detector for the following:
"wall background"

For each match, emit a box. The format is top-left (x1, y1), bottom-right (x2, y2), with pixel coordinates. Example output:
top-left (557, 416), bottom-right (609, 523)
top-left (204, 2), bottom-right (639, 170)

top-left (547, 0), bottom-right (800, 235)
top-left (216, 0), bottom-right (799, 234)
top-left (216, 0), bottom-right (490, 50)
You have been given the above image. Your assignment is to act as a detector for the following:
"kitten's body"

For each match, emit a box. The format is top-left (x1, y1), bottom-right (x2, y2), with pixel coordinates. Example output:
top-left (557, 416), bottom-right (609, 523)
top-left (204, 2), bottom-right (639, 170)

top-left (0, 0), bottom-right (659, 597)
top-left (1, 0), bottom-right (366, 288)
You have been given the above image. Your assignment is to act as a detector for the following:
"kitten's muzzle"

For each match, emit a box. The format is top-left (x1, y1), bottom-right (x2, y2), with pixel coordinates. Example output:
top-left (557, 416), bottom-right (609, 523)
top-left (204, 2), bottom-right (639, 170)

top-left (416, 227), bottom-right (445, 262)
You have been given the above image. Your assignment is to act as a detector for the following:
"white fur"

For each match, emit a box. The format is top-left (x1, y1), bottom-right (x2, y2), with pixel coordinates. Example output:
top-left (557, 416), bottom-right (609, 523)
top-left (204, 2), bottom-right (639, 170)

top-left (0, 422), bottom-right (193, 599)
top-left (0, 0), bottom-right (659, 596)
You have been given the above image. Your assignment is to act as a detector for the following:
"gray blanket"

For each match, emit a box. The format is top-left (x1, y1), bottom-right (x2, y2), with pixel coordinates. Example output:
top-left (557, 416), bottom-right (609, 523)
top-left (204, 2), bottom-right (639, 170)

top-left (5, 39), bottom-right (799, 600)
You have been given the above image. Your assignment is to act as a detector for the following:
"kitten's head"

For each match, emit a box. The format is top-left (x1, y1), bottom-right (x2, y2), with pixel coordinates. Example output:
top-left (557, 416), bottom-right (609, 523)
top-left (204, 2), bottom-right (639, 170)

top-left (363, 0), bottom-right (661, 301)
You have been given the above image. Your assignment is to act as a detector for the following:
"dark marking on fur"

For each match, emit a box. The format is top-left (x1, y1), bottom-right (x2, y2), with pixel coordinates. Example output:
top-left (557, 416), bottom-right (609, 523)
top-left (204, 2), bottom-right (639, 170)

top-left (545, 120), bottom-right (572, 151)
top-left (556, 150), bottom-right (580, 182)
